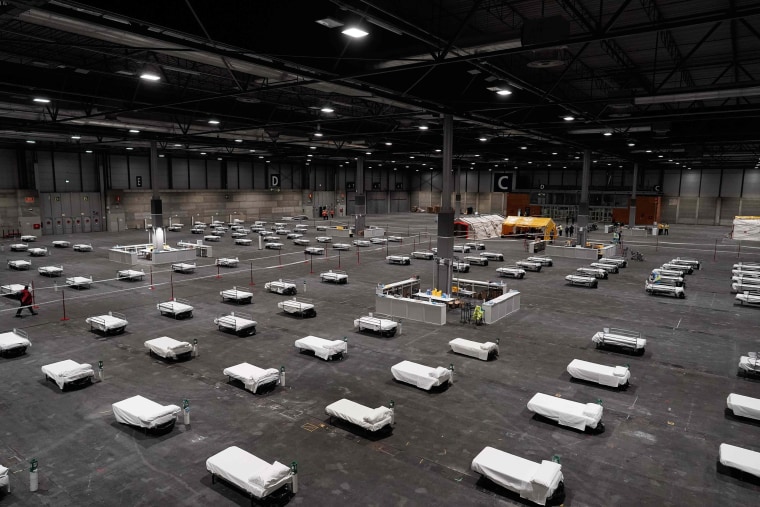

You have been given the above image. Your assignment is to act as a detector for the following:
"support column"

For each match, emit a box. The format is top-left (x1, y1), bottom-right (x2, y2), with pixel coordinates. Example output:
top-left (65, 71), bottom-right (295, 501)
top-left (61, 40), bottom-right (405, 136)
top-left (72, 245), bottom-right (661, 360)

top-left (436, 114), bottom-right (455, 295)
top-left (454, 165), bottom-right (461, 219)
top-left (354, 157), bottom-right (366, 235)
top-left (149, 141), bottom-right (163, 228)
top-left (628, 162), bottom-right (638, 226)
top-left (577, 149), bottom-right (591, 247)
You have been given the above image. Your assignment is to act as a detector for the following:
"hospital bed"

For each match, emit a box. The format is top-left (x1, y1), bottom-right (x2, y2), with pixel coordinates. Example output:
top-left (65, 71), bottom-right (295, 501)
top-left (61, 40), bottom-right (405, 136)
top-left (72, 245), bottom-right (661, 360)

top-left (388, 236), bottom-right (403, 242)
top-left (464, 255), bottom-right (489, 266)
top-left (167, 224), bottom-right (183, 232)
top-left (8, 259), bottom-right (31, 270)
top-left (294, 335), bottom-right (347, 361)
top-left (286, 232), bottom-right (302, 239)
top-left (320, 269), bottom-right (348, 284)
top-left (325, 398), bottom-right (394, 432)
top-left (598, 257), bottom-right (627, 268)
top-left (316, 225), bottom-right (328, 231)
top-left (650, 270), bottom-right (685, 287)
top-left (670, 257), bottom-right (701, 270)
top-left (465, 242), bottom-right (486, 250)
top-left (206, 446), bottom-right (294, 502)
top-left (732, 280), bottom-right (760, 294)
top-left (204, 234), bottom-right (222, 242)
top-left (264, 279), bottom-right (297, 295)
top-left (527, 256), bottom-right (553, 266)
top-left (0, 328), bottom-right (30, 357)
top-left (224, 363), bottom-right (280, 394)
top-left (72, 243), bottom-right (93, 252)
top-left (278, 298), bottom-right (317, 318)
top-left (86, 311), bottom-right (128, 335)
top-left (112, 395), bottom-right (180, 433)
top-left (589, 262), bottom-right (618, 273)
top-left (216, 257), bottom-right (239, 267)
top-left (452, 261), bottom-right (470, 273)
top-left (0, 464), bottom-right (7, 493)
top-left (453, 244), bottom-right (471, 253)
top-left (738, 353), bottom-right (760, 378)
top-left (333, 243), bottom-right (351, 250)
top-left (20, 235), bottom-right (37, 242)
top-left (411, 251), bottom-right (435, 260)
top-left (42, 359), bottom-right (95, 390)
top-left (733, 262), bottom-right (760, 272)
top-left (171, 262), bottom-right (196, 273)
top-left (391, 361), bottom-right (452, 390)
top-left (52, 240), bottom-right (70, 248)
top-left (275, 228), bottom-right (291, 235)
top-left (660, 262), bottom-right (693, 275)
top-left (1, 283), bottom-right (27, 298)
top-left (386, 255), bottom-right (411, 265)
top-left (576, 267), bottom-right (607, 279)
top-left (220, 286), bottom-right (253, 304)
top-left (736, 291), bottom-right (760, 306)
top-left (264, 242), bottom-right (284, 249)
top-left (527, 393), bottom-right (604, 433)
top-left (117, 269), bottom-right (145, 281)
top-left (726, 393), bottom-right (760, 421)
top-left (38, 265), bottom-right (63, 277)
top-left (718, 443), bottom-right (760, 480)
top-left (316, 236), bottom-right (332, 243)
top-left (564, 275), bottom-right (598, 288)
top-left (516, 259), bottom-right (542, 272)
top-left (732, 272), bottom-right (760, 283)
top-left (294, 224), bottom-right (309, 231)
top-left (305, 246), bottom-right (325, 255)
top-left (215, 312), bottom-right (257, 336)
top-left (367, 237), bottom-right (386, 245)
top-left (28, 247), bottom-right (48, 256)
top-left (567, 359), bottom-right (630, 388)
top-left (471, 447), bottom-right (565, 506)
top-left (145, 337), bottom-right (193, 361)
top-left (480, 252), bottom-right (504, 261)
top-left (592, 327), bottom-right (646, 355)
top-left (494, 266), bottom-right (525, 279)
top-left (66, 275), bottom-right (93, 289)
top-left (354, 315), bottom-right (398, 337)
top-left (157, 298), bottom-right (194, 319)
top-left (10, 243), bottom-right (28, 251)
top-left (234, 238), bottom-right (252, 246)
top-left (449, 338), bottom-right (498, 360)
top-left (353, 239), bottom-right (371, 247)
top-left (645, 280), bottom-right (685, 298)
top-left (190, 227), bottom-right (204, 234)
top-left (262, 234), bottom-right (279, 241)
top-left (293, 238), bottom-right (310, 246)
top-left (230, 232), bottom-right (248, 239)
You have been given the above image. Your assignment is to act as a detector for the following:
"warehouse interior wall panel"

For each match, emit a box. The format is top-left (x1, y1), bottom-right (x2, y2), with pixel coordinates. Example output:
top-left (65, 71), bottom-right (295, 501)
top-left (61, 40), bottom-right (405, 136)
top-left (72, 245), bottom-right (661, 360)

top-left (661, 196), bottom-right (678, 223)
top-left (699, 170), bottom-right (721, 197)
top-left (680, 170), bottom-right (701, 197)
top-left (662, 169), bottom-right (681, 196)
top-left (720, 169), bottom-right (743, 197)
top-left (678, 197), bottom-right (698, 223)
top-left (697, 197), bottom-right (718, 225)
top-left (0, 149), bottom-right (19, 189)
top-left (743, 170), bottom-right (760, 198)
top-left (171, 158), bottom-right (190, 189)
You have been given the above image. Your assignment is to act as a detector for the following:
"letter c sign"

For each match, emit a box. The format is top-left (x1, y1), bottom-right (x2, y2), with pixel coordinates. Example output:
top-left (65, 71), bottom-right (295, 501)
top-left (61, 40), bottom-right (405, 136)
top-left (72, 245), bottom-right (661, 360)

top-left (493, 173), bottom-right (513, 192)
top-left (270, 174), bottom-right (280, 188)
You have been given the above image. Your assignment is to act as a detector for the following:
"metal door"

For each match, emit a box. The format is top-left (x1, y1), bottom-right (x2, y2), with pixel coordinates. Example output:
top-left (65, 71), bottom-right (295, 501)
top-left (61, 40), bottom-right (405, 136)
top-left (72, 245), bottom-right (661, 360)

top-left (54, 218), bottom-right (64, 234)
top-left (73, 218), bottom-right (82, 233)
top-left (92, 216), bottom-right (101, 232)
top-left (63, 217), bottom-right (73, 233)
top-left (83, 217), bottom-right (91, 232)
top-left (43, 218), bottom-right (54, 235)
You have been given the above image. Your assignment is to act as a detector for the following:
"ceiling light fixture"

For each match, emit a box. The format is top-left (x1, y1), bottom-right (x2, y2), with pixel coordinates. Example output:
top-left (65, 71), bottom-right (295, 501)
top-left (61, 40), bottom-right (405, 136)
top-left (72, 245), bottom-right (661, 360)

top-left (385, 141), bottom-right (392, 146)
top-left (26, 140), bottom-right (35, 144)
top-left (520, 146), bottom-right (527, 150)
top-left (603, 131), bottom-right (612, 136)
top-left (139, 68), bottom-right (161, 81)
top-left (234, 139), bottom-right (243, 143)
top-left (126, 147), bottom-right (133, 150)
top-left (628, 143), bottom-right (636, 147)
top-left (563, 116), bottom-right (575, 121)
top-left (71, 135), bottom-right (81, 140)
top-left (479, 137), bottom-right (487, 142)
top-left (342, 26), bottom-right (368, 38)
top-left (418, 125), bottom-right (429, 130)
top-left (208, 119), bottom-right (220, 125)
top-left (129, 129), bottom-right (140, 133)
top-left (320, 106), bottom-right (334, 113)
top-left (33, 97), bottom-right (50, 103)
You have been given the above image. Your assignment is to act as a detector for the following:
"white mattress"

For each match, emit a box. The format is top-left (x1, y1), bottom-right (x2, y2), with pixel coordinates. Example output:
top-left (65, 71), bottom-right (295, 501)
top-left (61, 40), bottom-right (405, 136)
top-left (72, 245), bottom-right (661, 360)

top-left (527, 393), bottom-right (603, 431)
top-left (320, 271), bottom-right (348, 283)
top-left (8, 260), bottom-right (31, 269)
top-left (354, 316), bottom-right (397, 332)
top-left (0, 330), bottom-right (31, 351)
top-left (278, 300), bottom-right (315, 314)
top-left (565, 275), bottom-right (597, 286)
top-left (223, 363), bottom-right (280, 393)
top-left (325, 398), bottom-right (393, 432)
top-left (217, 257), bottom-right (239, 267)
top-left (719, 443), bottom-right (760, 478)
top-left (38, 265), bottom-right (63, 276)
top-left (52, 240), bottom-right (70, 247)
top-left (0, 464), bottom-right (7, 489)
top-left (391, 360), bottom-right (451, 390)
top-left (206, 446), bottom-right (292, 499)
top-left (411, 251), bottom-right (434, 259)
top-left (727, 393), bottom-right (760, 420)
top-left (265, 281), bottom-right (296, 294)
top-left (21, 235), bottom-right (36, 241)
top-left (220, 288), bottom-right (253, 301)
top-left (28, 247), bottom-right (48, 256)
top-left (567, 359), bottom-right (630, 387)
top-left (295, 335), bottom-right (347, 360)
top-left (172, 262), bottom-right (196, 272)
top-left (157, 300), bottom-right (194, 317)
top-left (235, 238), bottom-right (252, 245)
top-left (305, 247), bottom-right (324, 255)
top-left (471, 447), bottom-right (563, 506)
top-left (112, 395), bottom-right (180, 429)
top-left (449, 338), bottom-right (498, 361)
top-left (10, 243), bottom-right (28, 251)
top-left (333, 243), bottom-right (351, 250)
top-left (480, 252), bottom-right (503, 260)
top-left (264, 242), bottom-right (283, 249)
top-left (387, 255), bottom-right (410, 264)
top-left (1, 283), bottom-right (25, 295)
top-left (145, 337), bottom-right (193, 359)
top-left (592, 329), bottom-right (646, 350)
top-left (41, 359), bottom-right (94, 389)
top-left (67, 275), bottom-right (92, 287)
top-left (214, 314), bottom-right (257, 332)
top-left (73, 244), bottom-right (92, 251)
top-left (85, 313), bottom-right (128, 332)
top-left (117, 269), bottom-right (144, 280)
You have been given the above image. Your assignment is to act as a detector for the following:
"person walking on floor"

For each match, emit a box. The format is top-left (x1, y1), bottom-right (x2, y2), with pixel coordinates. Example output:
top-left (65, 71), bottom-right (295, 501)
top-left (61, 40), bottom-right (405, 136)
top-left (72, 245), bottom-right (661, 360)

top-left (558, 225), bottom-right (563, 237)
top-left (16, 285), bottom-right (37, 317)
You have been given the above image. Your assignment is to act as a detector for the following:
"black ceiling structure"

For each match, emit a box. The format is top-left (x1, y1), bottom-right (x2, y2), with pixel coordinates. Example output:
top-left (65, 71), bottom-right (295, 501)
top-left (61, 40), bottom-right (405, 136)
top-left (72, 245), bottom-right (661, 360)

top-left (1, 0), bottom-right (760, 172)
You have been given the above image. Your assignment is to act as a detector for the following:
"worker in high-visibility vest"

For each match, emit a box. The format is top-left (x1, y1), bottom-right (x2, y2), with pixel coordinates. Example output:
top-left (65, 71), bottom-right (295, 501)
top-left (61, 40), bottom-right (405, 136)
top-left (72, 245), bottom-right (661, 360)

top-left (473, 305), bottom-right (484, 325)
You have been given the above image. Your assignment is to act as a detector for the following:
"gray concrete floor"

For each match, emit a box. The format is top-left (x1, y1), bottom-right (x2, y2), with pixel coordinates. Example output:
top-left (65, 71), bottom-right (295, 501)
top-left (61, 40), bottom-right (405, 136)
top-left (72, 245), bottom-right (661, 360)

top-left (1, 215), bottom-right (760, 506)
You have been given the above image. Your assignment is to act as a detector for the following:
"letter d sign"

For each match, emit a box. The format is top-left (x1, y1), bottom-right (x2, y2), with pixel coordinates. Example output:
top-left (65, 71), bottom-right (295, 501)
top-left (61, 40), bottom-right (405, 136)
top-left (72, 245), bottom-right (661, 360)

top-left (270, 174), bottom-right (280, 188)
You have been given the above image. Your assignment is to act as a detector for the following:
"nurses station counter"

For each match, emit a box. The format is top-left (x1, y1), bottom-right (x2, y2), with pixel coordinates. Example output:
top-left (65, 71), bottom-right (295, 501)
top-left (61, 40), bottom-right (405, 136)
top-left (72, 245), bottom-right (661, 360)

top-left (481, 290), bottom-right (521, 324)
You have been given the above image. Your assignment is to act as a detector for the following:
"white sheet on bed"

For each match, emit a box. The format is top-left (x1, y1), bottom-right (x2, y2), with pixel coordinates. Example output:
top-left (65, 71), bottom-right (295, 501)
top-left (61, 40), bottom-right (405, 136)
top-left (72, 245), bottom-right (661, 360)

top-left (157, 300), bottom-right (194, 315)
top-left (727, 393), bottom-right (760, 420)
top-left (0, 330), bottom-right (31, 351)
top-left (471, 447), bottom-right (563, 506)
top-left (739, 355), bottom-right (760, 373)
top-left (449, 338), bottom-right (498, 360)
top-left (86, 313), bottom-right (128, 331)
top-left (278, 300), bottom-right (314, 313)
top-left (206, 446), bottom-right (292, 499)
top-left (0, 464), bottom-right (7, 489)
top-left (112, 395), bottom-right (180, 429)
top-left (214, 314), bottom-right (257, 332)
top-left (325, 398), bottom-right (393, 432)
top-left (354, 316), bottom-right (397, 332)
top-left (41, 359), bottom-right (94, 389)
top-left (719, 443), bottom-right (760, 477)
top-left (220, 288), bottom-right (253, 300)
top-left (294, 335), bottom-right (346, 360)
top-left (38, 265), bottom-right (63, 276)
top-left (567, 359), bottom-right (629, 387)
top-left (391, 360), bottom-right (451, 390)
top-left (223, 363), bottom-right (280, 392)
top-left (145, 337), bottom-right (193, 359)
top-left (591, 329), bottom-right (646, 350)
top-left (527, 393), bottom-right (603, 430)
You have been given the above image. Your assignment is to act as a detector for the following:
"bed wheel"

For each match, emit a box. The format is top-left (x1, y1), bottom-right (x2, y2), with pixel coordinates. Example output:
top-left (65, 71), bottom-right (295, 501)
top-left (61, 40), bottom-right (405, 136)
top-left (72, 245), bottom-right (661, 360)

top-left (678, 293), bottom-right (685, 299)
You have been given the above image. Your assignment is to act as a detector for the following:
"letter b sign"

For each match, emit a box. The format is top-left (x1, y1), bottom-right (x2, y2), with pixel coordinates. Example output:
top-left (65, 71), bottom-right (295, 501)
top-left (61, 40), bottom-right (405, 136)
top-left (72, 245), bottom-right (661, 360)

top-left (270, 174), bottom-right (280, 188)
top-left (493, 173), bottom-right (513, 192)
